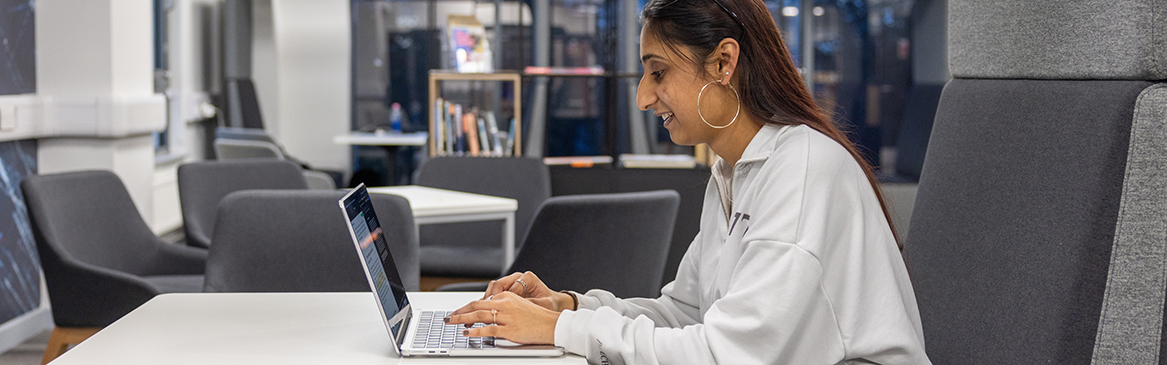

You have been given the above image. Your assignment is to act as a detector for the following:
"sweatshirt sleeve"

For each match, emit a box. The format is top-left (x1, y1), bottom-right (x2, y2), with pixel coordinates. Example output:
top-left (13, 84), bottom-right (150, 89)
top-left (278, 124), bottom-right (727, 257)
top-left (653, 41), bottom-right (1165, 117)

top-left (553, 240), bottom-right (845, 364)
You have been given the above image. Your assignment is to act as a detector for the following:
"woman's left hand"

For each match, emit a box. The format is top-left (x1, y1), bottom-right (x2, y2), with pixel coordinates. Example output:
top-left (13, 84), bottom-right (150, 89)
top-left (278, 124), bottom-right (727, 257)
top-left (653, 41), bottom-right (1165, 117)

top-left (444, 291), bottom-right (560, 345)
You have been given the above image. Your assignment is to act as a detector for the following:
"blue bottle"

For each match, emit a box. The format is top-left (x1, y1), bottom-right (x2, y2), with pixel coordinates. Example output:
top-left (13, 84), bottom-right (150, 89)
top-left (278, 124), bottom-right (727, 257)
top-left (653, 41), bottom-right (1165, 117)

top-left (389, 103), bottom-right (403, 132)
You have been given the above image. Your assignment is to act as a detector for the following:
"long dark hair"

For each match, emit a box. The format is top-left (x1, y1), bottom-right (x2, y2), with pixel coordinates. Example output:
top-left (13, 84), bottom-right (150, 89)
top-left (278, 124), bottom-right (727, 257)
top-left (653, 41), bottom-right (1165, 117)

top-left (642, 0), bottom-right (901, 248)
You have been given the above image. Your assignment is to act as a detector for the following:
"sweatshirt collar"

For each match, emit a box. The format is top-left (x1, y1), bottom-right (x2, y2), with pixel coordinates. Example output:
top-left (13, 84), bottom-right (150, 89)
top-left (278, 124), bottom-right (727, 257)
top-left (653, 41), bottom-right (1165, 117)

top-left (712, 124), bottom-right (786, 179)
top-left (736, 123), bottom-right (786, 166)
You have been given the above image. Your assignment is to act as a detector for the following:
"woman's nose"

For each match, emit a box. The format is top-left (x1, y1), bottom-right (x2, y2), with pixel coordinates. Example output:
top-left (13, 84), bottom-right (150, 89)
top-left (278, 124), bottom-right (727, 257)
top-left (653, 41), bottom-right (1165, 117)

top-left (636, 79), bottom-right (655, 111)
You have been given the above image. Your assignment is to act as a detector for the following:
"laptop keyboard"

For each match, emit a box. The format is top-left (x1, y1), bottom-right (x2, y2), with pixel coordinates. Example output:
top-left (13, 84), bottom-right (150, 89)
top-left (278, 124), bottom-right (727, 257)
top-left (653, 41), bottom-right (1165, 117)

top-left (414, 310), bottom-right (496, 349)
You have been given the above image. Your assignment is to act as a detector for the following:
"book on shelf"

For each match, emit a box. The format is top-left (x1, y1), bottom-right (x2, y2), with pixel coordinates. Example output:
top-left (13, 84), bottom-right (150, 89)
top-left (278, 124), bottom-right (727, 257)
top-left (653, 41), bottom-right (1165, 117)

top-left (618, 154), bottom-right (697, 169)
top-left (542, 155), bottom-right (614, 168)
top-left (440, 101), bottom-right (449, 155)
top-left (484, 112), bottom-right (504, 156)
top-left (453, 104), bottom-right (465, 154)
top-left (476, 117), bottom-right (491, 156)
top-left (464, 110), bottom-right (480, 156)
top-left (432, 99), bottom-right (517, 156)
top-left (444, 101), bottom-right (456, 155)
top-left (433, 97), bottom-right (445, 154)
top-left (504, 119), bottom-right (516, 156)
top-left (438, 100), bottom-right (445, 152)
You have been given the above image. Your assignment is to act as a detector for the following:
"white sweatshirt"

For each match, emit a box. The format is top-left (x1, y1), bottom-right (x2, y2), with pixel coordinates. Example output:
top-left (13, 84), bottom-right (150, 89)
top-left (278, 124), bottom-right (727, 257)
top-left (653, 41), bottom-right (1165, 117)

top-left (553, 124), bottom-right (931, 364)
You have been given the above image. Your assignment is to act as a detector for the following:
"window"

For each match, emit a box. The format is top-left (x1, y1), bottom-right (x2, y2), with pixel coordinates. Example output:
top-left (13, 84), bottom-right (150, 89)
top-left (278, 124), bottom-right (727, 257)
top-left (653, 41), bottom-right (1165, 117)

top-left (803, 0), bottom-right (914, 170)
top-left (359, 0), bottom-right (925, 170)
top-left (154, 0), bottom-right (172, 152)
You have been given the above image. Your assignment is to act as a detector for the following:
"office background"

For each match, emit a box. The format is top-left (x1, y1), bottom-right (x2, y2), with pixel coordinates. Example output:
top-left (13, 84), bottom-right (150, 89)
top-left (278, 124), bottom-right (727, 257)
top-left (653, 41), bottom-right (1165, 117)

top-left (0, 0), bottom-right (948, 355)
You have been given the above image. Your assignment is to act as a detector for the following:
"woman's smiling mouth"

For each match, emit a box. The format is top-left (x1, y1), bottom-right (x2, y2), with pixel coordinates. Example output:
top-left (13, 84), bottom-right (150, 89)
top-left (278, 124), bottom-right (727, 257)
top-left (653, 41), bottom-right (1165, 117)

top-left (661, 112), bottom-right (674, 126)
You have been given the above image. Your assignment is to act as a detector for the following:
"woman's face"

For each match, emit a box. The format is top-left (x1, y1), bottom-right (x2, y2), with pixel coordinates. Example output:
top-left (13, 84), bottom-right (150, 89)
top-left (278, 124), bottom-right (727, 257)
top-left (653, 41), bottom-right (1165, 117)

top-left (636, 27), bottom-right (733, 146)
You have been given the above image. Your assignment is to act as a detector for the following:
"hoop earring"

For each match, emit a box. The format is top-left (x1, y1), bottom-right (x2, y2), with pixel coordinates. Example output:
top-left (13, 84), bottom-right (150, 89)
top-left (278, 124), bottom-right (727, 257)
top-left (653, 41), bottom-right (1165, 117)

top-left (697, 78), bottom-right (741, 129)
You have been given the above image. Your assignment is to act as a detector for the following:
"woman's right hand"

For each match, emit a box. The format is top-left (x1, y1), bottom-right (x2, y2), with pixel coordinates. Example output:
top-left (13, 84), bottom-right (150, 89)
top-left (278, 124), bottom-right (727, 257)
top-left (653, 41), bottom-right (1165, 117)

top-left (484, 271), bottom-right (576, 312)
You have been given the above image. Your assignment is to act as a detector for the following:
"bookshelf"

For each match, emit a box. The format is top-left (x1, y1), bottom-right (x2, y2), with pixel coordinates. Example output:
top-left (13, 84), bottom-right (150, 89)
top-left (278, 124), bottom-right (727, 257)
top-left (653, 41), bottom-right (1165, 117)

top-left (427, 71), bottom-right (522, 157)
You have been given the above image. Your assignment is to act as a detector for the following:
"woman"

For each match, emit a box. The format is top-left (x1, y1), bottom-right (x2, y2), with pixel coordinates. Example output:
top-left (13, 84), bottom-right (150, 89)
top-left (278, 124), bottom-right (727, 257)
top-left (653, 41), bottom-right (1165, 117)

top-left (446, 0), bottom-right (930, 363)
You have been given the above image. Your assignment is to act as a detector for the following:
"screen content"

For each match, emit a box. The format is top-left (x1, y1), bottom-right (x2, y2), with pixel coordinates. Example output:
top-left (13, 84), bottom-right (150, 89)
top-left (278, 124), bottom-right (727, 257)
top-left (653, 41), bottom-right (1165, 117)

top-left (344, 188), bottom-right (410, 335)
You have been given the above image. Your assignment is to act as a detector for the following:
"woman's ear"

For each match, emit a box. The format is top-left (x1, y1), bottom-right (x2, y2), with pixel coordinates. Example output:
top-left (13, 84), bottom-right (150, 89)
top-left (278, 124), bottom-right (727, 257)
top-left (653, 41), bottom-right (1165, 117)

top-left (715, 38), bottom-right (741, 85)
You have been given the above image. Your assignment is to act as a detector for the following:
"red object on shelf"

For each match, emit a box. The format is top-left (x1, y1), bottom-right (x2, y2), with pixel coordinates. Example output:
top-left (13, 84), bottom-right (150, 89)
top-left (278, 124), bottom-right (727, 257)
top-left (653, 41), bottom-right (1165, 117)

top-left (523, 66), bottom-right (605, 75)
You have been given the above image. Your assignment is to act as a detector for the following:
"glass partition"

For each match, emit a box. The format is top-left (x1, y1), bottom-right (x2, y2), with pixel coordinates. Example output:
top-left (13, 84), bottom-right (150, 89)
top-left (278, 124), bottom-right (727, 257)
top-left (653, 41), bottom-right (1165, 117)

top-left (357, 0), bottom-right (926, 174)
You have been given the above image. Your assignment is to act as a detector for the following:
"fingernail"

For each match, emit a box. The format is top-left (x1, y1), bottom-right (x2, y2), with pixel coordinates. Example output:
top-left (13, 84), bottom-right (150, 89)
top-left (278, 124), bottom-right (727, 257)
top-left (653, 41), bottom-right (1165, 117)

top-left (462, 330), bottom-right (469, 336)
top-left (443, 316), bottom-right (450, 323)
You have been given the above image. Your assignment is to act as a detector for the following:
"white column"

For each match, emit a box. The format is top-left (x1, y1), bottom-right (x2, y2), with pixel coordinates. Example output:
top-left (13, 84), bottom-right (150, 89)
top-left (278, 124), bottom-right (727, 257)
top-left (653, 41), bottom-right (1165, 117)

top-left (35, 0), bottom-right (166, 226)
top-left (257, 0), bottom-right (351, 172)
top-left (168, 0), bottom-right (222, 160)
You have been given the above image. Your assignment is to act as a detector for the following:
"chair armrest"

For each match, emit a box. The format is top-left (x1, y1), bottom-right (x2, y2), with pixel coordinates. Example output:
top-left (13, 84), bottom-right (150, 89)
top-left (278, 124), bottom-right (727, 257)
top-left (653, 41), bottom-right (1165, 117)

top-left (42, 257), bottom-right (161, 327)
top-left (434, 281), bottom-right (489, 292)
top-left (302, 170), bottom-right (337, 190)
top-left (185, 231), bottom-right (212, 249)
top-left (151, 243), bottom-right (208, 275)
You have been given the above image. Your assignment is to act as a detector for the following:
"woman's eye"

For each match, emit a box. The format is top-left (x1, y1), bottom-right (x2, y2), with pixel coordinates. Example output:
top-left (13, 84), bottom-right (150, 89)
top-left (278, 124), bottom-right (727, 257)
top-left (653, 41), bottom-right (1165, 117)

top-left (651, 70), bottom-right (665, 79)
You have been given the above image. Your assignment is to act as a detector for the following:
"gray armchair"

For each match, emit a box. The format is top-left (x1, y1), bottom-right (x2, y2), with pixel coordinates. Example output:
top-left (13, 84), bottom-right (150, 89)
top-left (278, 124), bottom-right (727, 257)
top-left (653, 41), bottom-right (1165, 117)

top-left (202, 190), bottom-right (420, 292)
top-left (416, 156), bottom-right (551, 277)
top-left (439, 190), bottom-right (680, 298)
top-left (177, 160), bottom-right (309, 249)
top-left (213, 127), bottom-right (338, 190)
top-left (23, 170), bottom-right (207, 362)
top-left (212, 138), bottom-right (284, 160)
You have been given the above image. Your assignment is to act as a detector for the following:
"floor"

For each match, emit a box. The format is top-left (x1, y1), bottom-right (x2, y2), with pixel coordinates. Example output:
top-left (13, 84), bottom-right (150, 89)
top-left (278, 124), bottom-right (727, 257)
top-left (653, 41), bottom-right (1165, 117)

top-left (0, 330), bottom-right (49, 365)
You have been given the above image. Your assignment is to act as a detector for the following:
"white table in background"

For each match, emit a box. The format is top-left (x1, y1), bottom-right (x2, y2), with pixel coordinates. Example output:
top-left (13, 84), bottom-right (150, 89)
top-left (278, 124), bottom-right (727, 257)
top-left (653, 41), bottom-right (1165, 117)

top-left (333, 131), bottom-right (429, 147)
top-left (369, 185), bottom-right (518, 272)
top-left (334, 132), bottom-right (429, 185)
top-left (49, 292), bottom-right (583, 365)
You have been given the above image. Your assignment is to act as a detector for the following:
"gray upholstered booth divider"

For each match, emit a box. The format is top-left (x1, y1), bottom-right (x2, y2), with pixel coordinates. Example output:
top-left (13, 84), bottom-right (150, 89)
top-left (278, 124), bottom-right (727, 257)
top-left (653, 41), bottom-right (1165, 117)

top-left (903, 1), bottom-right (1167, 364)
top-left (949, 1), bottom-right (1167, 80)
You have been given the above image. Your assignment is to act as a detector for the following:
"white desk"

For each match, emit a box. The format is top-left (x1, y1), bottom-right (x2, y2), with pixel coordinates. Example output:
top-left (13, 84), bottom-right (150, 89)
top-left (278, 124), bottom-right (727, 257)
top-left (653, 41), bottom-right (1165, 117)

top-left (333, 131), bottom-right (429, 146)
top-left (369, 186), bottom-right (518, 272)
top-left (335, 132), bottom-right (429, 185)
top-left (49, 292), bottom-right (584, 365)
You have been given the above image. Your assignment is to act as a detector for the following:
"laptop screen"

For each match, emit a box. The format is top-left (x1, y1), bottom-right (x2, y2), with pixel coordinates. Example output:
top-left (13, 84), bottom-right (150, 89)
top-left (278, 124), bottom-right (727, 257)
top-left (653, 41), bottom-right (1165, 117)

top-left (341, 185), bottom-right (411, 339)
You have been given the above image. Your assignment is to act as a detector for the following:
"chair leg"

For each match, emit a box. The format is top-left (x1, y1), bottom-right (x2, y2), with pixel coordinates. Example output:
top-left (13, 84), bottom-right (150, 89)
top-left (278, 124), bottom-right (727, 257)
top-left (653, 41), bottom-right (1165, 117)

top-left (41, 327), bottom-right (100, 364)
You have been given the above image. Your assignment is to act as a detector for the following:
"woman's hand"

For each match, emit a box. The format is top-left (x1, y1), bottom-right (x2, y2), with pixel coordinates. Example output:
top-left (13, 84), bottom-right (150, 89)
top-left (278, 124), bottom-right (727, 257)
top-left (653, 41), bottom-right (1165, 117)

top-left (483, 271), bottom-right (577, 312)
top-left (445, 291), bottom-right (560, 344)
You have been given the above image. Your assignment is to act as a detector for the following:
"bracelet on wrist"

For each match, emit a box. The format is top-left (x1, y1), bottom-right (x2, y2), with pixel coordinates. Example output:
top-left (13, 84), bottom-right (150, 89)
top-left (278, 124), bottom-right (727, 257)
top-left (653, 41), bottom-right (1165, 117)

top-left (559, 290), bottom-right (578, 311)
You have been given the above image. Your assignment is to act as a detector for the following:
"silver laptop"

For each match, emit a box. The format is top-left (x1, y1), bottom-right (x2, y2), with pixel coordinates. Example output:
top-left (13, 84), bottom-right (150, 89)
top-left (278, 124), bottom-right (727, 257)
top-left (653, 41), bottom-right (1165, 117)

top-left (339, 184), bottom-right (564, 357)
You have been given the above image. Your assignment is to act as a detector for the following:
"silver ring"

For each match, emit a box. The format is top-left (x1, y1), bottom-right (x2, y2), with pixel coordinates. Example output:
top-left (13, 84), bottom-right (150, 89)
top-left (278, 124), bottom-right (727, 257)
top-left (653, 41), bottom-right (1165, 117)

top-left (491, 309), bottom-right (498, 325)
top-left (515, 278), bottom-right (528, 293)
